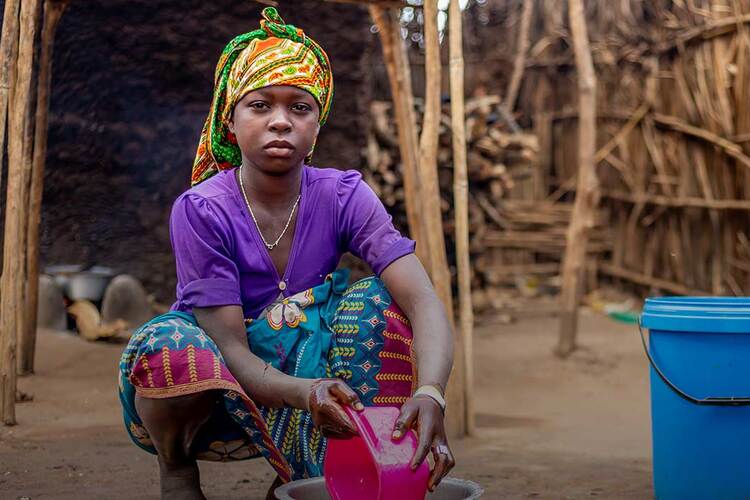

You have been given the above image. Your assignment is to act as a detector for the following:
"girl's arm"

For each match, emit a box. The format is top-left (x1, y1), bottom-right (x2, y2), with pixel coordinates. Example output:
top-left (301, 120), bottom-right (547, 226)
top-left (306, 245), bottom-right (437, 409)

top-left (380, 253), bottom-right (456, 491)
top-left (193, 305), bottom-right (361, 437)
top-left (381, 254), bottom-right (454, 392)
top-left (194, 305), bottom-right (310, 408)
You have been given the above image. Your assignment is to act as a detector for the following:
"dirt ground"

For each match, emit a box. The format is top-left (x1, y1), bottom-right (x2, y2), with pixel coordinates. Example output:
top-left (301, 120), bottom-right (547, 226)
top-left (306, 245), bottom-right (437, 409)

top-left (0, 305), bottom-right (653, 499)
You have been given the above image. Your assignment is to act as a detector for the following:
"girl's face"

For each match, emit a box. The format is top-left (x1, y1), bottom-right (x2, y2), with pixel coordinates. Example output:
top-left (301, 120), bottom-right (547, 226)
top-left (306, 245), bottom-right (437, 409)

top-left (229, 85), bottom-right (321, 176)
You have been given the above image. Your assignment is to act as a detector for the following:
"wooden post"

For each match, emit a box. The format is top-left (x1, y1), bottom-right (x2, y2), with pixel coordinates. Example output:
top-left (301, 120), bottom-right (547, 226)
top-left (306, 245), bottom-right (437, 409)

top-left (16, 0), bottom-right (41, 375)
top-left (368, 6), bottom-right (431, 269)
top-left (0, 0), bottom-right (22, 194)
top-left (421, 0), bottom-right (465, 437)
top-left (419, 0), bottom-right (454, 319)
top-left (556, 0), bottom-right (599, 358)
top-left (448, 0), bottom-right (474, 436)
top-left (21, 0), bottom-right (67, 374)
top-left (1, 0), bottom-right (41, 424)
top-left (503, 0), bottom-right (533, 113)
top-left (0, 0), bottom-right (22, 426)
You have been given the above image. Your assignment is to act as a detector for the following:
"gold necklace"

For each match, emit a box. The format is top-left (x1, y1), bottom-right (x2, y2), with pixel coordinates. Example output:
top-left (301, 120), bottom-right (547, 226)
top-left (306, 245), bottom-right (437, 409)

top-left (238, 165), bottom-right (301, 251)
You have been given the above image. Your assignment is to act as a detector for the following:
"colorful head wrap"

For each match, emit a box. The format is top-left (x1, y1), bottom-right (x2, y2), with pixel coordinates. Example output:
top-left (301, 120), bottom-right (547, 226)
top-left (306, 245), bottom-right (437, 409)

top-left (191, 7), bottom-right (333, 186)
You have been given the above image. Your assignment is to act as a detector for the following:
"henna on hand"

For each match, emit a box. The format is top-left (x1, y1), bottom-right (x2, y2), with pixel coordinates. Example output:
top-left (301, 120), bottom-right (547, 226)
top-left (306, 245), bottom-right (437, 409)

top-left (308, 378), bottom-right (364, 438)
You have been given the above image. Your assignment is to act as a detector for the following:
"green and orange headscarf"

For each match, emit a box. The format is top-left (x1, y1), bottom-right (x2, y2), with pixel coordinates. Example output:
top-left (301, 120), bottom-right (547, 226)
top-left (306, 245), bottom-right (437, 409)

top-left (191, 7), bottom-right (334, 186)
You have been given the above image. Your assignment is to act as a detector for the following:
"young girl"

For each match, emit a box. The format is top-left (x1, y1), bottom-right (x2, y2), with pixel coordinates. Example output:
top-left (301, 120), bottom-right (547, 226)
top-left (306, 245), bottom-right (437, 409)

top-left (118, 8), bottom-right (455, 499)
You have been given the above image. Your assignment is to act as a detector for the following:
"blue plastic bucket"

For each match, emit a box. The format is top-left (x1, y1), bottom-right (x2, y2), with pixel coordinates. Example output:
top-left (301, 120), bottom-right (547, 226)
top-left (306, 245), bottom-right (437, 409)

top-left (641, 297), bottom-right (750, 499)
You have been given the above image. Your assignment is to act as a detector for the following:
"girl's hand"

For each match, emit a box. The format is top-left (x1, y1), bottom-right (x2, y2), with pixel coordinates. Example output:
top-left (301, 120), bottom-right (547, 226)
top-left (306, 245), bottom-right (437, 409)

top-left (392, 395), bottom-right (455, 491)
top-left (307, 378), bottom-right (364, 438)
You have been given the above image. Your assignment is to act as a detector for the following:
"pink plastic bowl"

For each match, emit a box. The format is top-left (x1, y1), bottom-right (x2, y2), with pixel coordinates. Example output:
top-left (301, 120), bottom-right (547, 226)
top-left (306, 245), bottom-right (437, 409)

top-left (324, 406), bottom-right (430, 500)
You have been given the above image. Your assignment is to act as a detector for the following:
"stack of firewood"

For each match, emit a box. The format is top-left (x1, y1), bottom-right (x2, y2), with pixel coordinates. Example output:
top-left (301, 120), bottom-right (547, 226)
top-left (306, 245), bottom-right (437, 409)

top-left (364, 97), bottom-right (537, 228)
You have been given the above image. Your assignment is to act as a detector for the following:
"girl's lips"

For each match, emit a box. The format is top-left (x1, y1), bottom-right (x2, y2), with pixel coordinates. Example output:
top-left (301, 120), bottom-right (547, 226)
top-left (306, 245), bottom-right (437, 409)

top-left (264, 146), bottom-right (295, 158)
top-left (264, 140), bottom-right (295, 149)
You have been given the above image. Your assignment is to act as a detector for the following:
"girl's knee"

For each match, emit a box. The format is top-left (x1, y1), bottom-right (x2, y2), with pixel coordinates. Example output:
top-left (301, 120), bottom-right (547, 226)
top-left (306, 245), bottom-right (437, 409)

top-left (136, 391), bottom-right (217, 423)
top-left (134, 391), bottom-right (219, 460)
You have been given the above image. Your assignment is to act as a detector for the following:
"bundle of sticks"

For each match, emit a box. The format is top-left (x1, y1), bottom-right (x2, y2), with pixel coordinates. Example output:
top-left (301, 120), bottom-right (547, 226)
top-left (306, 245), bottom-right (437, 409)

top-left (365, 97), bottom-right (530, 217)
top-left (365, 96), bottom-right (535, 224)
top-left (363, 96), bottom-right (610, 311)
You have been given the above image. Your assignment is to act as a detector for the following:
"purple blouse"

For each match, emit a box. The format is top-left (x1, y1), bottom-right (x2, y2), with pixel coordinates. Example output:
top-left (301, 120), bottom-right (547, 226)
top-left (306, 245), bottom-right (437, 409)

top-left (169, 166), bottom-right (415, 319)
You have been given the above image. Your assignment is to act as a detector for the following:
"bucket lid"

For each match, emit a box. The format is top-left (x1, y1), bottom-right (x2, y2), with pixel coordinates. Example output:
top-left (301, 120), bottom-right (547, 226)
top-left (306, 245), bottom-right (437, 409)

top-left (641, 296), bottom-right (750, 333)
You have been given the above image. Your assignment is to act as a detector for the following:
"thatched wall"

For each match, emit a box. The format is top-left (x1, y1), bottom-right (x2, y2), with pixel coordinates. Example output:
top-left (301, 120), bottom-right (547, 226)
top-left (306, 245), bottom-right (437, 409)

top-left (514, 0), bottom-right (750, 295)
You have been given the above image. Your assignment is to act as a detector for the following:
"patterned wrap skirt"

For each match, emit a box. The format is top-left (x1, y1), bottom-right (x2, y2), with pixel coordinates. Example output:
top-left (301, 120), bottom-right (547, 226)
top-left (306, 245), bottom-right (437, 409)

top-left (118, 270), bottom-right (416, 481)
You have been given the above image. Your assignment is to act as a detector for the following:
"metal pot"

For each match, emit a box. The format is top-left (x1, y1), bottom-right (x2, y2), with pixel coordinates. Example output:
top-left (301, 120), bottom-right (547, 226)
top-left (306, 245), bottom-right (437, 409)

top-left (274, 477), bottom-right (483, 500)
top-left (45, 264), bottom-right (84, 292)
top-left (66, 268), bottom-right (115, 302)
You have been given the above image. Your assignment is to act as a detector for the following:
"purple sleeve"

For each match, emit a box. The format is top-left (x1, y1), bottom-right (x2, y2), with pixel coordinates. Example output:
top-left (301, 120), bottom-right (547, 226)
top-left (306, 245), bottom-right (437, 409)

top-left (170, 194), bottom-right (242, 308)
top-left (337, 170), bottom-right (416, 275)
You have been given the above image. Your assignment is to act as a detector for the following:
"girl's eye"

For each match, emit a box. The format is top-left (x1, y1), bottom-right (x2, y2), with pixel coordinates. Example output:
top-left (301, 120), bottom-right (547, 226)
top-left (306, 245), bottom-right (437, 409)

top-left (249, 101), bottom-right (269, 110)
top-left (292, 103), bottom-right (312, 112)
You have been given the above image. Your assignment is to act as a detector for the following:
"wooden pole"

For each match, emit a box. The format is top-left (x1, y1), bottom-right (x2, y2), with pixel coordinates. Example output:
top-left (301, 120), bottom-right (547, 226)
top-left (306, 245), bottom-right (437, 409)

top-left (0, 0), bottom-right (22, 426)
top-left (419, 0), bottom-right (454, 319)
top-left (368, 6), bottom-right (431, 269)
top-left (16, 0), bottom-right (42, 375)
top-left (421, 0), bottom-right (464, 437)
top-left (1, 0), bottom-right (41, 424)
top-left (448, 0), bottom-right (474, 436)
top-left (0, 0), bottom-right (22, 194)
top-left (21, 0), bottom-right (67, 375)
top-left (503, 0), bottom-right (533, 113)
top-left (556, 0), bottom-right (599, 358)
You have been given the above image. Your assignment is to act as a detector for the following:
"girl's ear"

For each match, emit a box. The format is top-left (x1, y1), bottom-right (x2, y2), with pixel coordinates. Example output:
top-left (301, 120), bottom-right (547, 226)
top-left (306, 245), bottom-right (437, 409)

top-left (228, 119), bottom-right (235, 134)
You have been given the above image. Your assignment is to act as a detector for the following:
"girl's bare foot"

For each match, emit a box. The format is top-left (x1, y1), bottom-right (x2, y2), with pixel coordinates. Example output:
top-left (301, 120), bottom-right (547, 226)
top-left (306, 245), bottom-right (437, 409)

top-left (158, 457), bottom-right (205, 500)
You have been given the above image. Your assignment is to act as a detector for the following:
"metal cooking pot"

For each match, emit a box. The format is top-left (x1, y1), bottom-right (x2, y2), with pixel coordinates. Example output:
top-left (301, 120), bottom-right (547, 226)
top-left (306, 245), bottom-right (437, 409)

top-left (274, 477), bottom-right (483, 499)
top-left (46, 265), bottom-right (116, 302)
top-left (45, 264), bottom-right (84, 292)
top-left (68, 267), bottom-right (115, 302)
